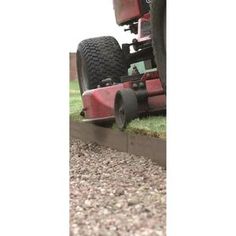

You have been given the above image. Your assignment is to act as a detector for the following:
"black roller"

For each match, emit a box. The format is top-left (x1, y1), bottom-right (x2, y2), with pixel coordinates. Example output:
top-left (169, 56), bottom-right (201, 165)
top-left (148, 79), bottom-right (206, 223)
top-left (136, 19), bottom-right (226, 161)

top-left (114, 89), bottom-right (138, 130)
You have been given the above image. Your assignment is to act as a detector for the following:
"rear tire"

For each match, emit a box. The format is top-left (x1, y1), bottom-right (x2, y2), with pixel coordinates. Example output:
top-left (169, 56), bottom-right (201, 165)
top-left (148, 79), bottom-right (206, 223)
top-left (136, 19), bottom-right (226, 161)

top-left (76, 36), bottom-right (127, 94)
top-left (151, 0), bottom-right (166, 92)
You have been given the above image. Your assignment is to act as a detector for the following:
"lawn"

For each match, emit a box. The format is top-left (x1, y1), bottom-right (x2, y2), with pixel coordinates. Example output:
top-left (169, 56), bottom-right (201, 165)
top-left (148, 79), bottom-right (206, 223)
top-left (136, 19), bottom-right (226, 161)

top-left (70, 80), bottom-right (166, 139)
top-left (70, 80), bottom-right (82, 122)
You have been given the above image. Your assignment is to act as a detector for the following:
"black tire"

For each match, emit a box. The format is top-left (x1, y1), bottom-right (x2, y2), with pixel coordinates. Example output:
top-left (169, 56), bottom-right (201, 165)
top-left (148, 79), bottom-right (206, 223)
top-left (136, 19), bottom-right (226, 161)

top-left (151, 0), bottom-right (166, 92)
top-left (114, 89), bottom-right (138, 130)
top-left (76, 36), bottom-right (127, 94)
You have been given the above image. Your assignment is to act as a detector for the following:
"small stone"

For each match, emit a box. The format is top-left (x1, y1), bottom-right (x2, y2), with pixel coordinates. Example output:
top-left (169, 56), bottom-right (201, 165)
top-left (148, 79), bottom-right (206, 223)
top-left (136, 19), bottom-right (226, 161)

top-left (114, 188), bottom-right (125, 196)
top-left (88, 193), bottom-right (95, 199)
top-left (115, 202), bottom-right (123, 209)
top-left (102, 208), bottom-right (110, 215)
top-left (155, 230), bottom-right (164, 236)
top-left (84, 200), bottom-right (92, 208)
top-left (128, 197), bottom-right (139, 206)
top-left (100, 188), bottom-right (106, 194)
top-left (143, 208), bottom-right (151, 213)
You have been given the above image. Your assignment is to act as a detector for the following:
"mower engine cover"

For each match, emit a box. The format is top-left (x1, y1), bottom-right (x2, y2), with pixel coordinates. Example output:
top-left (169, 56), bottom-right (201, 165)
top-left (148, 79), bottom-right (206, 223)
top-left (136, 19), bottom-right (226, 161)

top-left (113, 0), bottom-right (150, 25)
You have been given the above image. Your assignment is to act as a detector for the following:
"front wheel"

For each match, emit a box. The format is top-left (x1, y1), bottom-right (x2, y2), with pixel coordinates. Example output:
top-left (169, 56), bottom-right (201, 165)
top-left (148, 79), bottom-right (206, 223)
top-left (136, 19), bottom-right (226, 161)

top-left (76, 36), bottom-right (127, 94)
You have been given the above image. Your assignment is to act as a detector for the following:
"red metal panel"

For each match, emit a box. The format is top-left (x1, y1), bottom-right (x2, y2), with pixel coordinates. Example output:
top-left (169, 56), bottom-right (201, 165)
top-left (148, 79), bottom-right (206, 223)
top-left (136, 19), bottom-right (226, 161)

top-left (82, 76), bottom-right (166, 120)
top-left (113, 0), bottom-right (141, 25)
top-left (82, 84), bottom-right (124, 119)
top-left (146, 79), bottom-right (166, 111)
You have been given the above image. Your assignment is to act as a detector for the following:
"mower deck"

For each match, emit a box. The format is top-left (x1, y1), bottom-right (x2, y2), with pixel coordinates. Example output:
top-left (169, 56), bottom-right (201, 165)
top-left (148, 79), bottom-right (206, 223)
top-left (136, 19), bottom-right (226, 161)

top-left (81, 71), bottom-right (166, 123)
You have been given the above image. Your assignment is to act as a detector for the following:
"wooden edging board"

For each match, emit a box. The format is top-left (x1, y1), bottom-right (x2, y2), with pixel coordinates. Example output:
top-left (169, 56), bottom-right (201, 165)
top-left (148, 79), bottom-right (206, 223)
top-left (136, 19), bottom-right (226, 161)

top-left (70, 119), bottom-right (166, 168)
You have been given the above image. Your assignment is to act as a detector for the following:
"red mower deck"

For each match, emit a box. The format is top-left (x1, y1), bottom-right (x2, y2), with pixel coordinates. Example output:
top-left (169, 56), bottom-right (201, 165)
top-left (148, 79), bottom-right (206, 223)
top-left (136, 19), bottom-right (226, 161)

top-left (81, 71), bottom-right (165, 122)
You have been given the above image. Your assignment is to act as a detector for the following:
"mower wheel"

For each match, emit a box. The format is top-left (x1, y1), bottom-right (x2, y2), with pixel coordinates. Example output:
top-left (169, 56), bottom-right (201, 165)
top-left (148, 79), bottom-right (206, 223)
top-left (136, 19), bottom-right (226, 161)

top-left (114, 89), bottom-right (138, 130)
top-left (76, 36), bottom-right (127, 94)
top-left (151, 0), bottom-right (166, 92)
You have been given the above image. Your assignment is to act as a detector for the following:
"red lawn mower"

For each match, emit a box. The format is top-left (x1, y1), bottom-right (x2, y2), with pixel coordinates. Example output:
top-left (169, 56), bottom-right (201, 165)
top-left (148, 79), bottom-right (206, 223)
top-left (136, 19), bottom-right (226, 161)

top-left (76, 0), bottom-right (166, 129)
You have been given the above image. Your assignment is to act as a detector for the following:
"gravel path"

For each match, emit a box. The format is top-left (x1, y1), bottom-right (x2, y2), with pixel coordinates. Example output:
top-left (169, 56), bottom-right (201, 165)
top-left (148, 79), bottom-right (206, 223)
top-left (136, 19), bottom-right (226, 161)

top-left (70, 138), bottom-right (166, 236)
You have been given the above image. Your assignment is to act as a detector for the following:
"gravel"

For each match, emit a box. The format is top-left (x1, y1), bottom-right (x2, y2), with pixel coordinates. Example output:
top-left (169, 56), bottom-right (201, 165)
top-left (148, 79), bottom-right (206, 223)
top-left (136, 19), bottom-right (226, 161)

top-left (70, 138), bottom-right (166, 236)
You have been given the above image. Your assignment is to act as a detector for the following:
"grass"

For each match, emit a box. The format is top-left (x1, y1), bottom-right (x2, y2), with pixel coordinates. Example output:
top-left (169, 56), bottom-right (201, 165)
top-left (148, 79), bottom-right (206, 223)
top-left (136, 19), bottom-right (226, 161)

top-left (70, 80), bottom-right (166, 139)
top-left (70, 80), bottom-right (82, 122)
top-left (126, 116), bottom-right (166, 139)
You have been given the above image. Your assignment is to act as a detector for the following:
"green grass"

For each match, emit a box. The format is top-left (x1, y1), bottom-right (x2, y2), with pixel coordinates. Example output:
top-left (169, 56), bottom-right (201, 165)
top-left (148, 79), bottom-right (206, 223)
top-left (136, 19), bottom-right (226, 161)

top-left (126, 116), bottom-right (166, 139)
top-left (70, 80), bottom-right (166, 139)
top-left (70, 80), bottom-right (82, 121)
